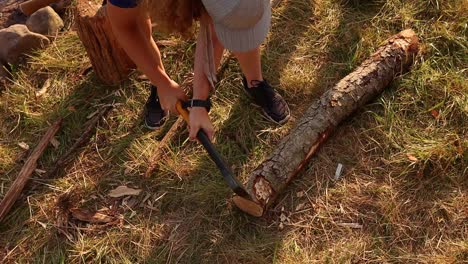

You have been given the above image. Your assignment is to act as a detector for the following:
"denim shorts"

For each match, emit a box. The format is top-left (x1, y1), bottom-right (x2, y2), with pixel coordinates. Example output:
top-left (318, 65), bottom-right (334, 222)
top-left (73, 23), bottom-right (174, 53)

top-left (108, 0), bottom-right (142, 8)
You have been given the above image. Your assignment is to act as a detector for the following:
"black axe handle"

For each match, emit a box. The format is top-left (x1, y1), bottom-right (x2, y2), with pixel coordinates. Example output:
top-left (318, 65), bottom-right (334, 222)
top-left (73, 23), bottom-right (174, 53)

top-left (176, 101), bottom-right (250, 198)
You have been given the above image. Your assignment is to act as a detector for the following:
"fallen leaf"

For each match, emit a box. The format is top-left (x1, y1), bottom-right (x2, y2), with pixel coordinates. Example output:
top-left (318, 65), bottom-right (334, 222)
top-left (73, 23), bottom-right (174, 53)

top-left (49, 137), bottom-right (60, 149)
top-left (296, 191), bottom-right (304, 198)
top-left (406, 154), bottom-right (418, 162)
top-left (70, 208), bottom-right (115, 224)
top-left (430, 109), bottom-right (439, 119)
top-left (338, 222), bottom-right (363, 229)
top-left (108, 186), bottom-right (142, 198)
top-left (18, 142), bottom-right (30, 150)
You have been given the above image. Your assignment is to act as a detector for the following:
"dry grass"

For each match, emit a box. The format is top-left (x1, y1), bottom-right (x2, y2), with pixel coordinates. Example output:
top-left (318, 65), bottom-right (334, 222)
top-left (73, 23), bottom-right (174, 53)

top-left (1, 0), bottom-right (467, 263)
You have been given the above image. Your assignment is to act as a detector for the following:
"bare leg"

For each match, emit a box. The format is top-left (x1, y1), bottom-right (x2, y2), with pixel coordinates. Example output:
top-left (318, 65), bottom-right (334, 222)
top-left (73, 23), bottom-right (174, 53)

top-left (232, 48), bottom-right (263, 88)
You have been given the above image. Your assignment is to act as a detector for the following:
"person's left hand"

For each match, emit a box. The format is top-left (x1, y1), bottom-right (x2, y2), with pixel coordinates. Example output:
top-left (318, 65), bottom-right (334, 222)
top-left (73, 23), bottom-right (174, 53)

top-left (188, 107), bottom-right (214, 141)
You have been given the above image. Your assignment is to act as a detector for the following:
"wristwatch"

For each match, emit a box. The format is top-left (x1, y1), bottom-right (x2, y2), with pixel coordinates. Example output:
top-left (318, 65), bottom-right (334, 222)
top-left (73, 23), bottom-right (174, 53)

top-left (182, 99), bottom-right (212, 112)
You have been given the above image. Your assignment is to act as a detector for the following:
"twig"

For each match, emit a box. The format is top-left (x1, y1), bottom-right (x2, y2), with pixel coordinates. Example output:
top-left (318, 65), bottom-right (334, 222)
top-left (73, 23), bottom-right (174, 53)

top-left (0, 118), bottom-right (63, 222)
top-left (145, 117), bottom-right (185, 177)
top-left (42, 104), bottom-right (113, 179)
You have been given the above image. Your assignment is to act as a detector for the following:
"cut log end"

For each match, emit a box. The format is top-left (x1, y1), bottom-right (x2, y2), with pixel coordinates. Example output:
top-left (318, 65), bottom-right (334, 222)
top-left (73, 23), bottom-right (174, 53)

top-left (232, 196), bottom-right (264, 217)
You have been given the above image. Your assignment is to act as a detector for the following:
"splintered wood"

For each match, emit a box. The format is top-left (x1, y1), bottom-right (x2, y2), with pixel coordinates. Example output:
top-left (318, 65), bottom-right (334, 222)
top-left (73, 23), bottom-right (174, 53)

top-left (233, 29), bottom-right (420, 217)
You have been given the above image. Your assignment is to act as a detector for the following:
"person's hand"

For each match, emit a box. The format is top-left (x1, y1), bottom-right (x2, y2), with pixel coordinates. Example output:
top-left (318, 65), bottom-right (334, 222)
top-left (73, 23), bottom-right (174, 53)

top-left (189, 107), bottom-right (214, 141)
top-left (158, 79), bottom-right (188, 113)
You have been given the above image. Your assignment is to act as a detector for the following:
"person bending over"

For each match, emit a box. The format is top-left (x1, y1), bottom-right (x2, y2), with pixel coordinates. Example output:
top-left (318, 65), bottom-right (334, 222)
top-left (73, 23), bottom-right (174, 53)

top-left (107, 0), bottom-right (290, 139)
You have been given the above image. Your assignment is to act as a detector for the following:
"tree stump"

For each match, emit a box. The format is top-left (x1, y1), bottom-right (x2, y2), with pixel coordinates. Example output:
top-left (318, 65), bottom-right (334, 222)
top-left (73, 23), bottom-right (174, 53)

top-left (75, 0), bottom-right (135, 85)
top-left (233, 29), bottom-right (420, 217)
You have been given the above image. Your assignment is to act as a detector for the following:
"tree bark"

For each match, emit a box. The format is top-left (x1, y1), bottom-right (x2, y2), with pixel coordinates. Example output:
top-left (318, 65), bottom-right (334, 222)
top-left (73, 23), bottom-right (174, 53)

top-left (0, 119), bottom-right (63, 222)
top-left (74, 0), bottom-right (135, 85)
top-left (233, 29), bottom-right (420, 217)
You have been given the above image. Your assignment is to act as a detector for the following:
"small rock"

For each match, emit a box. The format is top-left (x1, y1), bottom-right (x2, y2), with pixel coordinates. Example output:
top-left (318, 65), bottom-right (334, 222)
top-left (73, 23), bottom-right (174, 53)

top-left (0, 24), bottom-right (50, 64)
top-left (26, 7), bottom-right (64, 39)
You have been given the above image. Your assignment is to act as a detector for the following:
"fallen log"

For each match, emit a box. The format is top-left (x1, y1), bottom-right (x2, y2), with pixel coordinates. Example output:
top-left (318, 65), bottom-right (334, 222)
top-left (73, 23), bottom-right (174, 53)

top-left (233, 29), bottom-right (420, 217)
top-left (0, 119), bottom-right (63, 222)
top-left (75, 0), bottom-right (135, 85)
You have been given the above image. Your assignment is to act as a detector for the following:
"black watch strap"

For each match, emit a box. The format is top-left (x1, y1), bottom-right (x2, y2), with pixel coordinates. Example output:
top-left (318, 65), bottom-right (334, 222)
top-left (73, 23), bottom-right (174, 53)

top-left (182, 99), bottom-right (212, 112)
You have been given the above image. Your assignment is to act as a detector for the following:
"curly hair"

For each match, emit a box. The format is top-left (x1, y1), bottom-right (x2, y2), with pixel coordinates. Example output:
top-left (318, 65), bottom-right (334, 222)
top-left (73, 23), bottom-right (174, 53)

top-left (145, 0), bottom-right (204, 36)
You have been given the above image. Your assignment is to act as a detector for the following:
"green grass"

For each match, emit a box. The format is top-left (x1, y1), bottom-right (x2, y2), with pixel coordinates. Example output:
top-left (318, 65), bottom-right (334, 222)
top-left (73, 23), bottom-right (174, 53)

top-left (1, 0), bottom-right (467, 263)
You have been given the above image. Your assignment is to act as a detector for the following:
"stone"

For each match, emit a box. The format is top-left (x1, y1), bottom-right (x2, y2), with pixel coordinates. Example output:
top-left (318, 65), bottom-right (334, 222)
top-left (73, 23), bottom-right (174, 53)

top-left (26, 7), bottom-right (64, 39)
top-left (0, 24), bottom-right (50, 64)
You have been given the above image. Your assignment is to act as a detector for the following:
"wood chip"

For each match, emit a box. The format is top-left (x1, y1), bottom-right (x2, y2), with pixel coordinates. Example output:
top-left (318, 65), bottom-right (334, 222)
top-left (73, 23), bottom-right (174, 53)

top-left (334, 163), bottom-right (344, 180)
top-left (49, 137), bottom-right (60, 149)
top-left (279, 222), bottom-right (284, 230)
top-left (34, 169), bottom-right (46, 174)
top-left (70, 208), bottom-right (115, 224)
top-left (108, 186), bottom-right (142, 198)
top-left (338, 222), bottom-right (363, 229)
top-left (36, 220), bottom-right (47, 229)
top-left (406, 154), bottom-right (418, 162)
top-left (18, 142), bottom-right (30, 150)
top-left (124, 167), bottom-right (132, 175)
top-left (295, 203), bottom-right (306, 211)
top-left (280, 213), bottom-right (287, 222)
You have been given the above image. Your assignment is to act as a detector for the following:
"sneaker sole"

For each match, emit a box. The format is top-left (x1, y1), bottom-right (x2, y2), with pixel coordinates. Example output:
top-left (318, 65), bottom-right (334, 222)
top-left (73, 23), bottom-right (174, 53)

top-left (144, 120), bottom-right (162, 130)
top-left (144, 115), bottom-right (167, 130)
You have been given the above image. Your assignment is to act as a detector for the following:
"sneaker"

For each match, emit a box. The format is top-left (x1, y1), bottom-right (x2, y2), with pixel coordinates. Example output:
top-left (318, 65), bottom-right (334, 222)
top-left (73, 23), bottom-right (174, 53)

top-left (242, 77), bottom-right (291, 125)
top-left (144, 85), bottom-right (166, 130)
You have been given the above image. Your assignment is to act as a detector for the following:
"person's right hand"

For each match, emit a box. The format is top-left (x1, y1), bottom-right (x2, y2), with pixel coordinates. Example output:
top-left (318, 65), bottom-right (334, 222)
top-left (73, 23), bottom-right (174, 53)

top-left (157, 79), bottom-right (188, 114)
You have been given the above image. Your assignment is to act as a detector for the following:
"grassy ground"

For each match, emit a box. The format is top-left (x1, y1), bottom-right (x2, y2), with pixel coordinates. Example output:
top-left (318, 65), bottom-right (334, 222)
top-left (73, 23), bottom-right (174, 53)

top-left (1, 0), bottom-right (467, 263)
